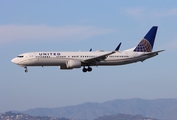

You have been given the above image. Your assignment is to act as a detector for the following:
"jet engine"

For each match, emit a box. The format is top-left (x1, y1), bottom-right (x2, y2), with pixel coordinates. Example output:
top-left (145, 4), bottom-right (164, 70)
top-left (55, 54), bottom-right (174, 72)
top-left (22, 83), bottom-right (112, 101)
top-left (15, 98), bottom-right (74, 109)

top-left (66, 60), bottom-right (82, 69)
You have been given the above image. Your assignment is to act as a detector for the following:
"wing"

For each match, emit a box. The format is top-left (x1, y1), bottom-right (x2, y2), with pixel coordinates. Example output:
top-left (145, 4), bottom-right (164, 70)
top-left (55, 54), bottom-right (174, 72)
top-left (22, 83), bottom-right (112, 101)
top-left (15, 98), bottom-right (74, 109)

top-left (82, 43), bottom-right (122, 65)
top-left (82, 51), bottom-right (116, 65)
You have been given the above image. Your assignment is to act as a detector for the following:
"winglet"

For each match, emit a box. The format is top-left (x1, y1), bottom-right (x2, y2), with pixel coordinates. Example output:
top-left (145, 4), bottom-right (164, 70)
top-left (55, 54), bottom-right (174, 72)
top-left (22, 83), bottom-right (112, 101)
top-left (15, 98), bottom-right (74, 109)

top-left (89, 48), bottom-right (92, 52)
top-left (115, 42), bottom-right (121, 51)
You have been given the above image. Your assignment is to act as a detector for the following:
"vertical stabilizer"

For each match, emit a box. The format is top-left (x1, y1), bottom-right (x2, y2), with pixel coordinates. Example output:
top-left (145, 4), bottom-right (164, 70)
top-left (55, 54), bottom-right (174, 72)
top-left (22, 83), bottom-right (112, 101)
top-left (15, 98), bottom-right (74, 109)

top-left (134, 26), bottom-right (158, 52)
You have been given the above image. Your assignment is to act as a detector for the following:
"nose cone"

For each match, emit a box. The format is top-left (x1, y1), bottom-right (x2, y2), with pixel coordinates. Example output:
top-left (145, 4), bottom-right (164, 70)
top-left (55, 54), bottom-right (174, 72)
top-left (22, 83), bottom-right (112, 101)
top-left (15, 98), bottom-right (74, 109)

top-left (11, 58), bottom-right (18, 64)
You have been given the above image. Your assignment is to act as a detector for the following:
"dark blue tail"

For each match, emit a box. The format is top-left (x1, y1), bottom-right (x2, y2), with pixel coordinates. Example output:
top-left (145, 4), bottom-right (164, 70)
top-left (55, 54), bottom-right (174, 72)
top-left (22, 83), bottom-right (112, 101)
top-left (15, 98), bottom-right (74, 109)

top-left (134, 26), bottom-right (158, 52)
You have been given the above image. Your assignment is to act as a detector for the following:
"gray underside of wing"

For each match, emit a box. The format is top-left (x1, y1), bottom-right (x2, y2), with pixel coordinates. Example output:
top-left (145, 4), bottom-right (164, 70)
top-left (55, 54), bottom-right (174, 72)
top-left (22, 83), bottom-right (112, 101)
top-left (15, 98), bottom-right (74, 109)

top-left (82, 51), bottom-right (116, 65)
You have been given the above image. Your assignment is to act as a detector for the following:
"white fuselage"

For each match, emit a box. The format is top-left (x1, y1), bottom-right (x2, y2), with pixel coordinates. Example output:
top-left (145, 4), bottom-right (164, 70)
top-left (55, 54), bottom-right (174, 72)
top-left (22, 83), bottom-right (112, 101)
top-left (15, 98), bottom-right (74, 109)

top-left (11, 51), bottom-right (156, 67)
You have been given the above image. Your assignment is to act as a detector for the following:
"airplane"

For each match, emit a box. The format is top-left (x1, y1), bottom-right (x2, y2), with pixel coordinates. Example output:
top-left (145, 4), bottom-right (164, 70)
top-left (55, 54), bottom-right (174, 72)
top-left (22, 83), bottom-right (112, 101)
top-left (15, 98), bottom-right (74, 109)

top-left (11, 26), bottom-right (164, 73)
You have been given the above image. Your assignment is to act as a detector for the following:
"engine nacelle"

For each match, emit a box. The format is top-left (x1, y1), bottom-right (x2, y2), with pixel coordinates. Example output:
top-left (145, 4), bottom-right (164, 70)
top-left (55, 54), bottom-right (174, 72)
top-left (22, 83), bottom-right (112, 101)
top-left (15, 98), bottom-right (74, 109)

top-left (66, 60), bottom-right (81, 69)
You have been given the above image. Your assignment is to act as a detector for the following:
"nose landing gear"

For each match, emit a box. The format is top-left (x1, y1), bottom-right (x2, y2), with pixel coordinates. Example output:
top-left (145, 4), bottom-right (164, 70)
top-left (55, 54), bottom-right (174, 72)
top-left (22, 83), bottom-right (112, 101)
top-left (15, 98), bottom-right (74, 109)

top-left (24, 67), bottom-right (28, 73)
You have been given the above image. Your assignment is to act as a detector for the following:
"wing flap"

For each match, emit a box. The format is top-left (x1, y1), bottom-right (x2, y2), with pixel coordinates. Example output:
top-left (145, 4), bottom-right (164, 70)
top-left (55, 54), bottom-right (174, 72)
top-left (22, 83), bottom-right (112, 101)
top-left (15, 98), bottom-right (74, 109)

top-left (82, 51), bottom-right (116, 64)
top-left (81, 43), bottom-right (122, 65)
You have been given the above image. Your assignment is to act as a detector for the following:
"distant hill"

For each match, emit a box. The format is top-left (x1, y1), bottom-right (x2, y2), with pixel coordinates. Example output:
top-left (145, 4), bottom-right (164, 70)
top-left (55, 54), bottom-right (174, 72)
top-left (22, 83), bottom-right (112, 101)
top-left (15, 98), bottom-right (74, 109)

top-left (0, 111), bottom-right (157, 120)
top-left (21, 98), bottom-right (177, 120)
top-left (0, 111), bottom-right (69, 120)
top-left (94, 113), bottom-right (158, 120)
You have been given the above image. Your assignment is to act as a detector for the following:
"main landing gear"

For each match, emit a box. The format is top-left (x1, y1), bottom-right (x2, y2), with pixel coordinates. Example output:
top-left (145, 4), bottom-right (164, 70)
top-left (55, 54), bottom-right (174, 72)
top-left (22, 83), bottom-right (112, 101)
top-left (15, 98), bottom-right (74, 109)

top-left (24, 66), bottom-right (28, 73)
top-left (82, 66), bottom-right (92, 73)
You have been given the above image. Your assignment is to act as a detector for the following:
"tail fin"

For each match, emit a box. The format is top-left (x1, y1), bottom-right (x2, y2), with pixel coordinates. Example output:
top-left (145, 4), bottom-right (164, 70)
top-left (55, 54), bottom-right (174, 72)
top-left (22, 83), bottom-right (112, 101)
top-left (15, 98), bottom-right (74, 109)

top-left (134, 26), bottom-right (158, 52)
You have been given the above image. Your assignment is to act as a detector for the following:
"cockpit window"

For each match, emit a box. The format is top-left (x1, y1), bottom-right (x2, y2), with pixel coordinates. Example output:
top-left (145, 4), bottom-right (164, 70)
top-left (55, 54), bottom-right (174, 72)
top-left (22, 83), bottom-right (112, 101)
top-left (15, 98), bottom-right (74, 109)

top-left (17, 55), bottom-right (24, 58)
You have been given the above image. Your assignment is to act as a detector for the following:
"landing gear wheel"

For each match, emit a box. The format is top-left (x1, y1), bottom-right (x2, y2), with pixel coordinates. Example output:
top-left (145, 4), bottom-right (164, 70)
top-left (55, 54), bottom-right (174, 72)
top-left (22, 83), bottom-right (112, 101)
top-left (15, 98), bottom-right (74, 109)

top-left (24, 67), bottom-right (28, 73)
top-left (82, 66), bottom-right (92, 72)
top-left (82, 67), bottom-right (87, 72)
top-left (87, 67), bottom-right (92, 72)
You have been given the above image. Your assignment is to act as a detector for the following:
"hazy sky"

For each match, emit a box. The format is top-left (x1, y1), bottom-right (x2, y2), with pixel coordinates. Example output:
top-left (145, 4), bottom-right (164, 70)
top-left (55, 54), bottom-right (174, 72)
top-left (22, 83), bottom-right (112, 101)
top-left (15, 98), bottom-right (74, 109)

top-left (0, 0), bottom-right (177, 113)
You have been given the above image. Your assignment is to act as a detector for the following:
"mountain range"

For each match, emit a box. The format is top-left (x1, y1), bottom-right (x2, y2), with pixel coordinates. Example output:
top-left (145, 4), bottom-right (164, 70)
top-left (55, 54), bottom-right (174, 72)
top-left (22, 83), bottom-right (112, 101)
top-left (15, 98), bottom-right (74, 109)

top-left (21, 98), bottom-right (177, 120)
top-left (0, 111), bottom-right (158, 120)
